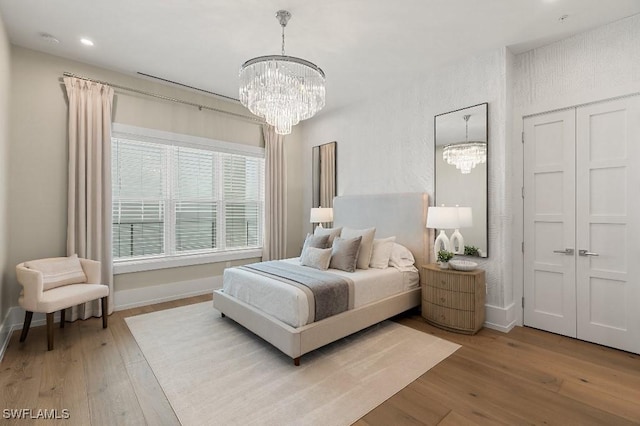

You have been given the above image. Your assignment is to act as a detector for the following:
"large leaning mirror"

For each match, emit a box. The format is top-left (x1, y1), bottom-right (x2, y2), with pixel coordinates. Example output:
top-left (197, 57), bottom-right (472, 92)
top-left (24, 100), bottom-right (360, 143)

top-left (434, 103), bottom-right (488, 257)
top-left (312, 141), bottom-right (337, 208)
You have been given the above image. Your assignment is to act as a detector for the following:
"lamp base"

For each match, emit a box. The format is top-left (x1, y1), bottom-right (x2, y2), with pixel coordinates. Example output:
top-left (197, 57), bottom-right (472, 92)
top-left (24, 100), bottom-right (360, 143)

top-left (434, 230), bottom-right (450, 260)
top-left (450, 229), bottom-right (464, 254)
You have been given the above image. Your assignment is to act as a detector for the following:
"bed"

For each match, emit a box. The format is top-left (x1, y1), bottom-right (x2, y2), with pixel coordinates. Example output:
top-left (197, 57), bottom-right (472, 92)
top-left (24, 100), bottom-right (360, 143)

top-left (213, 192), bottom-right (430, 365)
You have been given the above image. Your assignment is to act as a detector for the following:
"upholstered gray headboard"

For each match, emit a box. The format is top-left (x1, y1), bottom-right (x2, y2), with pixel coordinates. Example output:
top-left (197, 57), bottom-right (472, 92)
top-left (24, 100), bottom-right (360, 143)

top-left (333, 193), bottom-right (430, 268)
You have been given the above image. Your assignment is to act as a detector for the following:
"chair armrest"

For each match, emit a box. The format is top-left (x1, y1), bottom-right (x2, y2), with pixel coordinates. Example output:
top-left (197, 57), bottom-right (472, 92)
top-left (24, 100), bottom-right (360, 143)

top-left (16, 264), bottom-right (44, 311)
top-left (79, 258), bottom-right (101, 283)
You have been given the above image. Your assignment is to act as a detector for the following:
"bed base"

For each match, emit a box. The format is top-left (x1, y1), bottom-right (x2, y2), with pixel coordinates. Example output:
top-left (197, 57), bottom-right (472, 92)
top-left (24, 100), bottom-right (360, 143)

top-left (213, 287), bottom-right (421, 365)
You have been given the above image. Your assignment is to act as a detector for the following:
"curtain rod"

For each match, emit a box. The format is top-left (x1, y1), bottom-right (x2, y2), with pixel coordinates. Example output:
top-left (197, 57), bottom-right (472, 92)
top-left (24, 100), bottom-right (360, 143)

top-left (62, 72), bottom-right (264, 125)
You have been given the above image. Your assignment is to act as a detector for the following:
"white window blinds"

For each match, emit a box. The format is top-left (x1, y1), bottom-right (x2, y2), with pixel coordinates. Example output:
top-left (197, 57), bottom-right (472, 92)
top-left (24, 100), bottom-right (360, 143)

top-left (112, 133), bottom-right (264, 261)
top-left (112, 139), bottom-right (166, 258)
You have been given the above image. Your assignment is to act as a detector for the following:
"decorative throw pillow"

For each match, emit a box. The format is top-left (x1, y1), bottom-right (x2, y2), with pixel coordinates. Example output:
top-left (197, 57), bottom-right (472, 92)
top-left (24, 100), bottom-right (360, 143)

top-left (340, 227), bottom-right (376, 269)
top-left (329, 236), bottom-right (362, 273)
top-left (313, 226), bottom-right (342, 246)
top-left (300, 233), bottom-right (330, 260)
top-left (300, 247), bottom-right (332, 271)
top-left (24, 254), bottom-right (87, 291)
top-left (369, 236), bottom-right (396, 269)
top-left (389, 243), bottom-right (416, 269)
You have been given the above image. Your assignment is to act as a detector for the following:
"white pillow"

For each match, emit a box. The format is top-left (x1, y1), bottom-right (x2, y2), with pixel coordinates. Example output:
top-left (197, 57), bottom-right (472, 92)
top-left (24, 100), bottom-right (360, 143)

top-left (24, 254), bottom-right (87, 291)
top-left (389, 243), bottom-right (415, 269)
top-left (313, 226), bottom-right (342, 246)
top-left (341, 227), bottom-right (376, 270)
top-left (369, 236), bottom-right (396, 269)
top-left (300, 247), bottom-right (332, 271)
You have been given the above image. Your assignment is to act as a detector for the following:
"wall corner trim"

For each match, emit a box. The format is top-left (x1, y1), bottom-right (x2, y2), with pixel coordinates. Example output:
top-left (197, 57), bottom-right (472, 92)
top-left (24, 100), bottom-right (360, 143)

top-left (484, 302), bottom-right (517, 333)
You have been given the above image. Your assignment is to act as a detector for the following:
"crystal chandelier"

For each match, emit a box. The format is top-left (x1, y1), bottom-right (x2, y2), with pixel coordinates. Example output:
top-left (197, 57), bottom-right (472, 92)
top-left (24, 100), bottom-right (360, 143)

top-left (239, 10), bottom-right (326, 135)
top-left (442, 114), bottom-right (487, 174)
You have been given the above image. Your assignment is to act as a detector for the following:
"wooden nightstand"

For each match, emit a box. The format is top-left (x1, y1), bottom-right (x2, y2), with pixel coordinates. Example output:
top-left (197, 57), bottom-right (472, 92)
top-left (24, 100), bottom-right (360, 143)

top-left (421, 264), bottom-right (486, 334)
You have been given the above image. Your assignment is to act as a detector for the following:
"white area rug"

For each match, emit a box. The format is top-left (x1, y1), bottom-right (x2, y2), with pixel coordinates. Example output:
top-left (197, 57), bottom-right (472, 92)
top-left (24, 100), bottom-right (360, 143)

top-left (126, 302), bottom-right (459, 426)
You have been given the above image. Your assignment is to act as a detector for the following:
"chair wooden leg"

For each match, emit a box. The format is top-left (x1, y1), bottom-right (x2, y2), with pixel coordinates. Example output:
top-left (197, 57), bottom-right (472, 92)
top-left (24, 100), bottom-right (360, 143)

top-left (19, 311), bottom-right (33, 342)
top-left (60, 308), bottom-right (65, 328)
top-left (101, 297), bottom-right (108, 329)
top-left (46, 313), bottom-right (54, 351)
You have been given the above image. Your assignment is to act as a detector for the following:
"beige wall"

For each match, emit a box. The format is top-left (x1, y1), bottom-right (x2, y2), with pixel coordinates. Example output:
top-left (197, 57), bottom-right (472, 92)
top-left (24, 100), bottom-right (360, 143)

top-left (7, 46), bottom-right (303, 307)
top-left (0, 12), bottom-right (10, 323)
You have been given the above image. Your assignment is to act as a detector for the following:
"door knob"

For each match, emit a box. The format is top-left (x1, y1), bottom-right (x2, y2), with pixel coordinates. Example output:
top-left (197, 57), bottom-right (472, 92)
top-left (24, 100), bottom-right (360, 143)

top-left (578, 249), bottom-right (599, 256)
top-left (553, 248), bottom-right (574, 255)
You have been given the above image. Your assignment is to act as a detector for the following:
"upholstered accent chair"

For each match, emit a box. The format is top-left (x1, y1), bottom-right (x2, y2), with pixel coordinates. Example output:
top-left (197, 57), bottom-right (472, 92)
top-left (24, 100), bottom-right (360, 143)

top-left (16, 255), bottom-right (109, 350)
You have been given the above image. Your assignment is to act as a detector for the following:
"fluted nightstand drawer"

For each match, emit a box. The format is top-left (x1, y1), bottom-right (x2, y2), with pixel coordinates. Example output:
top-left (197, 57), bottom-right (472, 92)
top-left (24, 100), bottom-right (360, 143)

top-left (422, 302), bottom-right (479, 331)
top-left (424, 286), bottom-right (475, 310)
top-left (424, 268), bottom-right (477, 293)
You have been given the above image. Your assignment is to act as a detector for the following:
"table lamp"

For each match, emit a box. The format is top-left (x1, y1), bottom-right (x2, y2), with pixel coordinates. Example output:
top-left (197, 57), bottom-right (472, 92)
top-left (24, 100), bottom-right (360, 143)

top-left (310, 207), bottom-right (333, 228)
top-left (426, 206), bottom-right (459, 253)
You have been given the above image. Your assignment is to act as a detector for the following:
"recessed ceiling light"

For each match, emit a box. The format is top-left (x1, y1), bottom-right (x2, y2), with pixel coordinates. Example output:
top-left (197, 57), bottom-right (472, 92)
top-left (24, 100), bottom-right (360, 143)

top-left (80, 38), bottom-right (94, 46)
top-left (39, 32), bottom-right (59, 44)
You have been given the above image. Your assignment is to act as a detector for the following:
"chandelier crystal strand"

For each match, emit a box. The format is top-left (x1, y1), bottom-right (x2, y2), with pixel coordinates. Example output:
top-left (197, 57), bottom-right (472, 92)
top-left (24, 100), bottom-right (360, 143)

top-left (239, 10), bottom-right (325, 135)
top-left (443, 142), bottom-right (487, 174)
top-left (442, 114), bottom-right (487, 174)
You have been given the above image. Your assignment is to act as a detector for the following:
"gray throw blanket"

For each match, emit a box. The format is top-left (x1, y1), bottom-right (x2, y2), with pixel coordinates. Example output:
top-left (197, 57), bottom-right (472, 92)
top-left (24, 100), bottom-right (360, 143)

top-left (241, 261), bottom-right (354, 322)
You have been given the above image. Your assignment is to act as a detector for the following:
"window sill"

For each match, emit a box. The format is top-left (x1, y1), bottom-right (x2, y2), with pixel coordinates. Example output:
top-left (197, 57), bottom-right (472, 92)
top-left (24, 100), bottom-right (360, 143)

top-left (113, 249), bottom-right (263, 275)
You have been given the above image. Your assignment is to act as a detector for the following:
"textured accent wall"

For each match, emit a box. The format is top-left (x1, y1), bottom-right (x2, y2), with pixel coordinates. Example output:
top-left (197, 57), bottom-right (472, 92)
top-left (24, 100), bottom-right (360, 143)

top-left (302, 48), bottom-right (512, 308)
top-left (514, 14), bottom-right (640, 112)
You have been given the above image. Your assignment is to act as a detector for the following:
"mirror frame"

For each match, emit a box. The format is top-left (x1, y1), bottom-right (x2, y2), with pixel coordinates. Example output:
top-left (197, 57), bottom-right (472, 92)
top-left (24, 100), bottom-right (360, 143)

top-left (312, 141), bottom-right (337, 208)
top-left (434, 102), bottom-right (488, 257)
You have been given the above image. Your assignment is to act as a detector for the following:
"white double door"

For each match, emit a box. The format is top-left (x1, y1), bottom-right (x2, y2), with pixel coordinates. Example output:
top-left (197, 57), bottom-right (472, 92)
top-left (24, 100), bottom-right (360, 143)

top-left (523, 96), bottom-right (640, 354)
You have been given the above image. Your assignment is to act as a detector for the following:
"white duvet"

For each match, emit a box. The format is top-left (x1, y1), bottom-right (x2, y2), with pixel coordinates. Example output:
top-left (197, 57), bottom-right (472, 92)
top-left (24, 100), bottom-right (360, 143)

top-left (222, 258), bottom-right (419, 328)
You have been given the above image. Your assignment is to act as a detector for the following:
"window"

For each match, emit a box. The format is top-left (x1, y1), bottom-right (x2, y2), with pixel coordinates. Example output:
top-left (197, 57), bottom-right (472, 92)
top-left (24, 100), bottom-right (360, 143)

top-left (112, 125), bottom-right (264, 266)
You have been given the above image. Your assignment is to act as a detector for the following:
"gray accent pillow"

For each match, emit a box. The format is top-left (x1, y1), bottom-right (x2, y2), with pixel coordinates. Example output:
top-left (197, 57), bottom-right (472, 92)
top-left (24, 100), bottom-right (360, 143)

top-left (329, 236), bottom-right (362, 273)
top-left (314, 226), bottom-right (342, 246)
top-left (341, 227), bottom-right (376, 269)
top-left (300, 233), bottom-right (330, 259)
top-left (300, 247), bottom-right (332, 271)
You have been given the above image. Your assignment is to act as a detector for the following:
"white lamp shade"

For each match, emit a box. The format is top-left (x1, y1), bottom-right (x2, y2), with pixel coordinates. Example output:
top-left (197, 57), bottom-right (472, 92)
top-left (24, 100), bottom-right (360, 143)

top-left (426, 206), bottom-right (459, 230)
top-left (457, 207), bottom-right (473, 228)
top-left (310, 207), bottom-right (334, 223)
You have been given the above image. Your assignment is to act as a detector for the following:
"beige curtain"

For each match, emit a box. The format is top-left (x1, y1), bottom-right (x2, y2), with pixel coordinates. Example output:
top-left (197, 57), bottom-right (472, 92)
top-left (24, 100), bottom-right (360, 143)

top-left (319, 143), bottom-right (335, 208)
top-left (262, 125), bottom-right (287, 260)
top-left (64, 76), bottom-right (115, 320)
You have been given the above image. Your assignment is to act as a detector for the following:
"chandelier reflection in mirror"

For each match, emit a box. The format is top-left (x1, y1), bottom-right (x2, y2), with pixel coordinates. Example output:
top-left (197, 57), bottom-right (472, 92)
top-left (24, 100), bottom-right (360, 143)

top-left (442, 114), bottom-right (487, 174)
top-left (239, 10), bottom-right (326, 135)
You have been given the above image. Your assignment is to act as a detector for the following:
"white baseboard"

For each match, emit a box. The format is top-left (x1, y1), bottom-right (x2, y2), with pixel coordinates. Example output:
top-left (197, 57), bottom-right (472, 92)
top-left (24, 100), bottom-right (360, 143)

top-left (0, 307), bottom-right (61, 362)
top-left (113, 275), bottom-right (222, 311)
top-left (0, 275), bottom-right (222, 362)
top-left (484, 302), bottom-right (517, 333)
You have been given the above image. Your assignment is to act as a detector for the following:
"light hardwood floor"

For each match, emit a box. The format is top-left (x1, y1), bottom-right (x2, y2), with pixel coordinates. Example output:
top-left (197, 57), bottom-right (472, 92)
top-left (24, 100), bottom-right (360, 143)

top-left (1, 294), bottom-right (639, 425)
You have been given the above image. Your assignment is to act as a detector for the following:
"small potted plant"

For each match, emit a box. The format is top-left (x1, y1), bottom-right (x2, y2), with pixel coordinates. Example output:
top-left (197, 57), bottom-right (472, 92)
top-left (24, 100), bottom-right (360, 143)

top-left (437, 250), bottom-right (454, 269)
top-left (464, 245), bottom-right (480, 257)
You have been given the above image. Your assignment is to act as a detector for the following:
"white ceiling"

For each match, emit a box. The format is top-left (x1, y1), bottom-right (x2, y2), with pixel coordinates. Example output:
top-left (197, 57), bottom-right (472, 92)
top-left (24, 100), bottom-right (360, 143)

top-left (1, 0), bottom-right (639, 113)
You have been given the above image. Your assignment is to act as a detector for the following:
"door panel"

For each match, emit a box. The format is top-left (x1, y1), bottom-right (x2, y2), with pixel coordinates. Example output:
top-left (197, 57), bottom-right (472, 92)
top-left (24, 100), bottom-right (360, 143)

top-left (523, 110), bottom-right (576, 337)
top-left (575, 97), bottom-right (640, 353)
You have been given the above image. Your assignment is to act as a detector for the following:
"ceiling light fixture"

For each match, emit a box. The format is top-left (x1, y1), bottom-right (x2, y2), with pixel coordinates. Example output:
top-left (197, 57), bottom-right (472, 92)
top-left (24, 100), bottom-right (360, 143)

top-left (239, 10), bottom-right (326, 135)
top-left (442, 114), bottom-right (487, 174)
top-left (80, 38), bottom-right (94, 46)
